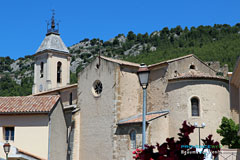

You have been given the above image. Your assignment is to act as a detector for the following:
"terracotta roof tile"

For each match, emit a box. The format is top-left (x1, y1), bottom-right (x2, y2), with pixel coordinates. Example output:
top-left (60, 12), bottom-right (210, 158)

top-left (118, 111), bottom-right (169, 124)
top-left (0, 95), bottom-right (60, 114)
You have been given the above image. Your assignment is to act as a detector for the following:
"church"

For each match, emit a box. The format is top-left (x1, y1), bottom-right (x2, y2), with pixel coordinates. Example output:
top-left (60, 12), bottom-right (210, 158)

top-left (77, 54), bottom-right (230, 160)
top-left (0, 13), bottom-right (238, 160)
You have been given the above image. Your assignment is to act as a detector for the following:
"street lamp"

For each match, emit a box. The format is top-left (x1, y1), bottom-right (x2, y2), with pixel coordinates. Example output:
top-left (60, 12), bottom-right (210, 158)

top-left (137, 63), bottom-right (150, 149)
top-left (3, 142), bottom-right (10, 160)
top-left (194, 122), bottom-right (206, 146)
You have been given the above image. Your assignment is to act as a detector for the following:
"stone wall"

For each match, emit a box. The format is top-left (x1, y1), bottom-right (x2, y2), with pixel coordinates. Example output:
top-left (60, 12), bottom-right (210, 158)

top-left (166, 79), bottom-right (230, 145)
top-left (205, 61), bottom-right (229, 77)
top-left (167, 56), bottom-right (216, 79)
top-left (230, 84), bottom-right (240, 123)
top-left (78, 58), bottom-right (117, 160)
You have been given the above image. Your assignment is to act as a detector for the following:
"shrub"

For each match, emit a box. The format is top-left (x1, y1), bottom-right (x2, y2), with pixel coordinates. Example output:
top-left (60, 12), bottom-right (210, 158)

top-left (133, 121), bottom-right (220, 160)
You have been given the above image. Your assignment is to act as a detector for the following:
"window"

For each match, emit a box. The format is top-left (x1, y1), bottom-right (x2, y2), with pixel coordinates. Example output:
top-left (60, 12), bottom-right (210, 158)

top-left (57, 62), bottom-right (62, 83)
top-left (69, 92), bottom-right (73, 105)
top-left (92, 80), bottom-right (103, 97)
top-left (40, 62), bottom-right (44, 78)
top-left (190, 65), bottom-right (195, 70)
top-left (130, 130), bottom-right (136, 149)
top-left (4, 127), bottom-right (14, 141)
top-left (191, 97), bottom-right (199, 116)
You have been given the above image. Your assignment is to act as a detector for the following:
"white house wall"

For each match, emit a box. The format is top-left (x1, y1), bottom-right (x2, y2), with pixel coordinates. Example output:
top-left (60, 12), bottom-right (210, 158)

top-left (0, 114), bottom-right (49, 159)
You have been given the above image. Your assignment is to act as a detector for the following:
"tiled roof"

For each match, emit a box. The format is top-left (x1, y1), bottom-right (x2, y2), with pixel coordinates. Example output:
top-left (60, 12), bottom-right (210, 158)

top-left (118, 110), bottom-right (169, 125)
top-left (169, 70), bottom-right (228, 82)
top-left (0, 95), bottom-right (60, 114)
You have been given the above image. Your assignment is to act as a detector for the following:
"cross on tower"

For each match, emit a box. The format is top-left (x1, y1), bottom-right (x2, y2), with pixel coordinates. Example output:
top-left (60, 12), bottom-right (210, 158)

top-left (46, 9), bottom-right (59, 34)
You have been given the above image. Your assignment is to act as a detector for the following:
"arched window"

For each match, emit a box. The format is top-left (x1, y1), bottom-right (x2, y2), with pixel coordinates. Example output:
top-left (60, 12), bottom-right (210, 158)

top-left (69, 92), bottom-right (73, 105)
top-left (40, 62), bottom-right (44, 78)
top-left (191, 97), bottom-right (199, 116)
top-left (130, 130), bottom-right (136, 149)
top-left (57, 62), bottom-right (62, 83)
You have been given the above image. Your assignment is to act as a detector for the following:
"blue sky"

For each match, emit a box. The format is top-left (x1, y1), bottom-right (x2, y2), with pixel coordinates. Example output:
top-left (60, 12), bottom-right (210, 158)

top-left (0, 0), bottom-right (240, 59)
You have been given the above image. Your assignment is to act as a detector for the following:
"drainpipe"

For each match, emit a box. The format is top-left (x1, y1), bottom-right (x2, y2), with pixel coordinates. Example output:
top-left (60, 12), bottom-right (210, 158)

top-left (48, 119), bottom-right (52, 160)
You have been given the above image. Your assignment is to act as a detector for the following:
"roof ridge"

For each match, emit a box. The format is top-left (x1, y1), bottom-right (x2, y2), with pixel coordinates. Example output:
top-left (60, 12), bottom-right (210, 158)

top-left (0, 95), bottom-right (60, 98)
top-left (118, 110), bottom-right (169, 124)
top-left (148, 54), bottom-right (194, 68)
top-left (17, 148), bottom-right (47, 160)
top-left (32, 84), bottom-right (77, 96)
top-left (100, 56), bottom-right (140, 67)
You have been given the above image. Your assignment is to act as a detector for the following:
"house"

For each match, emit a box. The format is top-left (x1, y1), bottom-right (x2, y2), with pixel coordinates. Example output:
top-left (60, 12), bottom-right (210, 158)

top-left (0, 95), bottom-right (67, 160)
top-left (77, 54), bottom-right (230, 160)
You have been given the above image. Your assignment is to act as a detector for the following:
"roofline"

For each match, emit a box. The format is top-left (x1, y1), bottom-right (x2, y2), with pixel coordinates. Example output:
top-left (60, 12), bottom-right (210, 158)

top-left (168, 77), bottom-right (229, 83)
top-left (148, 62), bottom-right (168, 70)
top-left (0, 112), bottom-right (49, 115)
top-left (80, 54), bottom-right (217, 75)
top-left (48, 98), bottom-right (61, 116)
top-left (32, 84), bottom-right (77, 96)
top-left (148, 54), bottom-right (217, 72)
top-left (34, 49), bottom-right (71, 57)
top-left (191, 54), bottom-right (217, 72)
top-left (100, 56), bottom-right (140, 68)
top-left (46, 32), bottom-right (60, 36)
top-left (148, 54), bottom-right (194, 69)
top-left (18, 148), bottom-right (47, 160)
top-left (117, 110), bottom-right (169, 125)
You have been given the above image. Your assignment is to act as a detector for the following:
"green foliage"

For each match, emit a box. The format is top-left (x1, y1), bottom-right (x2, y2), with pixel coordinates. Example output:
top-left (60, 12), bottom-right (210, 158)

top-left (217, 117), bottom-right (240, 148)
top-left (80, 38), bottom-right (89, 43)
top-left (0, 56), bottom-right (14, 72)
top-left (113, 38), bottom-right (120, 46)
top-left (70, 72), bottom-right (78, 84)
top-left (90, 38), bottom-right (100, 46)
top-left (127, 31), bottom-right (136, 41)
top-left (0, 74), bottom-right (33, 96)
top-left (124, 23), bottom-right (240, 71)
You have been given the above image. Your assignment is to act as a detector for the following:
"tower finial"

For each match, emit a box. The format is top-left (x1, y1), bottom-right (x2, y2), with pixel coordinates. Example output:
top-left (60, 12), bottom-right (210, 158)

top-left (51, 9), bottom-right (55, 29)
top-left (46, 9), bottom-right (59, 35)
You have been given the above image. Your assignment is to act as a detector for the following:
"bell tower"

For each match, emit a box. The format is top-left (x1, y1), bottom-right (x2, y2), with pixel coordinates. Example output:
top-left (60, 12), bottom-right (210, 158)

top-left (32, 11), bottom-right (71, 94)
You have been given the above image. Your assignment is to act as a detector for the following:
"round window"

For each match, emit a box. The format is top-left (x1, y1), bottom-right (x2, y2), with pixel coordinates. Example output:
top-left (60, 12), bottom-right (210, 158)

top-left (92, 80), bottom-right (103, 97)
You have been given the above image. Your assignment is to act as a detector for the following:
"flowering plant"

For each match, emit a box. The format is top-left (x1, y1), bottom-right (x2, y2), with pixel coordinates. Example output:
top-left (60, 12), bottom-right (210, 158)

top-left (133, 121), bottom-right (220, 160)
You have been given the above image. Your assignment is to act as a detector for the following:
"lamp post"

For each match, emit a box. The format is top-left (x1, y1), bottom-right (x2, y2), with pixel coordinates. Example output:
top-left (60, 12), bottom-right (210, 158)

top-left (137, 63), bottom-right (150, 149)
top-left (3, 142), bottom-right (10, 160)
top-left (194, 122), bottom-right (206, 146)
